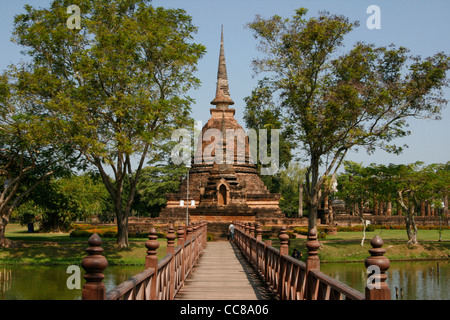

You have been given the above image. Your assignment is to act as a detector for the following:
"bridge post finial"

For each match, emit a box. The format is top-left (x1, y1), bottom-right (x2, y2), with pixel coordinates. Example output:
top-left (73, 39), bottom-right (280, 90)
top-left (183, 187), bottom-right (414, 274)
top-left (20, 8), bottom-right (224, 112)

top-left (250, 223), bottom-right (255, 239)
top-left (81, 233), bottom-right (108, 300)
top-left (145, 228), bottom-right (160, 300)
top-left (306, 227), bottom-right (320, 271)
top-left (186, 224), bottom-right (193, 241)
top-left (279, 226), bottom-right (289, 256)
top-left (177, 225), bottom-right (185, 247)
top-left (166, 225), bottom-right (176, 300)
top-left (166, 225), bottom-right (176, 255)
top-left (256, 223), bottom-right (263, 242)
top-left (365, 235), bottom-right (391, 300)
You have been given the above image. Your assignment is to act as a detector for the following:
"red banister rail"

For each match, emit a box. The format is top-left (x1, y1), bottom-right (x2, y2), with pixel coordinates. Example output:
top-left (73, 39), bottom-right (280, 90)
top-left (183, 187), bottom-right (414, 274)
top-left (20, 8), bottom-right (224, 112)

top-left (81, 221), bottom-right (208, 300)
top-left (233, 221), bottom-right (389, 300)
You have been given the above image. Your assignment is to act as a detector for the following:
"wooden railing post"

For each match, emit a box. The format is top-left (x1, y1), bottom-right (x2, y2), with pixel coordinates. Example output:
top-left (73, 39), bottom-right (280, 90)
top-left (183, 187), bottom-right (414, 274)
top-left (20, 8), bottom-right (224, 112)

top-left (278, 226), bottom-right (289, 298)
top-left (279, 226), bottom-right (289, 256)
top-left (177, 225), bottom-right (186, 283)
top-left (249, 223), bottom-right (255, 261)
top-left (365, 235), bottom-right (391, 300)
top-left (81, 233), bottom-right (108, 300)
top-left (177, 225), bottom-right (185, 247)
top-left (250, 223), bottom-right (255, 239)
top-left (166, 225), bottom-right (176, 300)
top-left (305, 228), bottom-right (320, 299)
top-left (256, 223), bottom-right (262, 242)
top-left (186, 224), bottom-right (193, 241)
top-left (145, 228), bottom-right (160, 300)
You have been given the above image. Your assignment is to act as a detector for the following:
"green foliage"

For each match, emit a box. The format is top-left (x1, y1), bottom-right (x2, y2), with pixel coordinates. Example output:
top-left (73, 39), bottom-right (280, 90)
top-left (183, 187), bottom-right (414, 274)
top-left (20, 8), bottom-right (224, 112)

top-left (246, 7), bottom-right (450, 230)
top-left (133, 163), bottom-right (187, 217)
top-left (13, 174), bottom-right (109, 231)
top-left (336, 160), bottom-right (449, 216)
top-left (10, 0), bottom-right (206, 247)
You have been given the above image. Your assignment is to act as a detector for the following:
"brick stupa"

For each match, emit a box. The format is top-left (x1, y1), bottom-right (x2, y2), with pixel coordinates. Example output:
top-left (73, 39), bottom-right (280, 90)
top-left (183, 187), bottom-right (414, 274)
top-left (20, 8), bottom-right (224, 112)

top-left (160, 27), bottom-right (284, 225)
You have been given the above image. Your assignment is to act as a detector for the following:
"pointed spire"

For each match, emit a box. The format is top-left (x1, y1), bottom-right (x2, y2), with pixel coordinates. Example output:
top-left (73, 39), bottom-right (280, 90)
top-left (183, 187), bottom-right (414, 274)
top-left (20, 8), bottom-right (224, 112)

top-left (211, 25), bottom-right (234, 107)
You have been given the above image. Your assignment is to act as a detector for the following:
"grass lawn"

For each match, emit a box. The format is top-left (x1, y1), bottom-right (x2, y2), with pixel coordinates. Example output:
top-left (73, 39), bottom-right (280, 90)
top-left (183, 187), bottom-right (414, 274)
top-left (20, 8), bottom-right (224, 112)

top-left (1, 223), bottom-right (168, 266)
top-left (272, 228), bottom-right (450, 263)
top-left (2, 223), bottom-right (449, 265)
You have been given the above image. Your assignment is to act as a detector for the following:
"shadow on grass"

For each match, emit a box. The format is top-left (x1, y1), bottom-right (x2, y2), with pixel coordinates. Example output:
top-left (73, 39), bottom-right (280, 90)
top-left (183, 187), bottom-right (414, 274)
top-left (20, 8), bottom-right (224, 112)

top-left (0, 237), bottom-right (167, 266)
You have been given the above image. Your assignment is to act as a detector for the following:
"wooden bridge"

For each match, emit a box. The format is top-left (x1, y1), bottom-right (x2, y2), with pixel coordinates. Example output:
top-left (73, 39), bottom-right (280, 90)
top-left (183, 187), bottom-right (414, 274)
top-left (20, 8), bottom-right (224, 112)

top-left (80, 221), bottom-right (391, 300)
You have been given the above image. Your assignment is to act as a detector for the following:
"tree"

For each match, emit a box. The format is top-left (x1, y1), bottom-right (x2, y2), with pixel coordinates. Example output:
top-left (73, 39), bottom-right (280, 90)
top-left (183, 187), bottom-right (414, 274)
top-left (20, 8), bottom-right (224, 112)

top-left (279, 162), bottom-right (307, 218)
top-left (246, 8), bottom-right (450, 231)
top-left (13, 173), bottom-right (109, 231)
top-left (133, 162), bottom-right (187, 217)
top-left (12, 0), bottom-right (206, 247)
top-left (0, 69), bottom-right (74, 247)
top-left (336, 161), bottom-right (371, 216)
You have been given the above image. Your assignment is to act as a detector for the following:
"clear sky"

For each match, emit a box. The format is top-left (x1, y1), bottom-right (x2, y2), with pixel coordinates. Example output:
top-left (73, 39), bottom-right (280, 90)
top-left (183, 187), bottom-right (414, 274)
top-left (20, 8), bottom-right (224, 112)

top-left (1, 0), bottom-right (449, 170)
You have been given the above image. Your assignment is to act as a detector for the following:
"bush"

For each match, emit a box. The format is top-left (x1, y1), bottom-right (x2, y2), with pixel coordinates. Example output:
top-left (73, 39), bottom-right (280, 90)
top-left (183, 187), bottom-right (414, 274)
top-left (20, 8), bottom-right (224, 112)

top-left (293, 227), bottom-right (308, 236)
top-left (69, 230), bottom-right (91, 237)
top-left (318, 230), bottom-right (326, 240)
top-left (286, 231), bottom-right (296, 239)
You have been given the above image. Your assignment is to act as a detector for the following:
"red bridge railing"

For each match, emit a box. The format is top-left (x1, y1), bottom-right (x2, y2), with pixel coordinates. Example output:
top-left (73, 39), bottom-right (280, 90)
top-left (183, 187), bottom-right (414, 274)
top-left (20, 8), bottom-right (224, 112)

top-left (233, 221), bottom-right (391, 300)
top-left (80, 221), bottom-right (207, 300)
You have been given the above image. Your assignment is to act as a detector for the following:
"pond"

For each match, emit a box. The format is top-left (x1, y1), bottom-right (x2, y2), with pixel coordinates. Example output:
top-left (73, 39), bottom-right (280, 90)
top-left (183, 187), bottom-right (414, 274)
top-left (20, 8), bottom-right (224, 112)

top-left (320, 260), bottom-right (449, 300)
top-left (0, 265), bottom-right (144, 300)
top-left (0, 260), bottom-right (448, 300)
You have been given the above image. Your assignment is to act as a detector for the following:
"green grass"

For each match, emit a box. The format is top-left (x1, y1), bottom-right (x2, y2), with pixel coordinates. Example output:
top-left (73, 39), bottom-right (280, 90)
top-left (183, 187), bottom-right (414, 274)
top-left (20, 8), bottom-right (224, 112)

top-left (1, 223), bottom-right (168, 266)
top-left (324, 229), bottom-right (450, 242)
top-left (274, 229), bottom-right (450, 263)
top-left (2, 223), bottom-right (449, 265)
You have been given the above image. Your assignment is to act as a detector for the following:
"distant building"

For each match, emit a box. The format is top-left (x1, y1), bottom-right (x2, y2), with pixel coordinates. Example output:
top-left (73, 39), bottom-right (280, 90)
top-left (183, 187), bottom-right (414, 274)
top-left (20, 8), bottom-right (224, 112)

top-left (159, 27), bottom-right (284, 225)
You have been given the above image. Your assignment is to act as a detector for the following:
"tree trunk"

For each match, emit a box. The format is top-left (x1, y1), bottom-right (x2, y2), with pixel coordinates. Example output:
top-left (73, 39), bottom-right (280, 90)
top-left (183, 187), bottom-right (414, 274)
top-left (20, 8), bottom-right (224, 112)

top-left (307, 155), bottom-right (320, 232)
top-left (0, 206), bottom-right (19, 248)
top-left (443, 195), bottom-right (448, 217)
top-left (405, 208), bottom-right (418, 245)
top-left (115, 200), bottom-right (129, 248)
top-left (298, 183), bottom-right (303, 217)
top-left (308, 191), bottom-right (319, 231)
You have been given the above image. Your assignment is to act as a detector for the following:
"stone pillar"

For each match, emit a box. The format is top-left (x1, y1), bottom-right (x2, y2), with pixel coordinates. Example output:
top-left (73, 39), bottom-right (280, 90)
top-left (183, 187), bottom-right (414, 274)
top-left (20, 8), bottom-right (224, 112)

top-left (81, 233), bottom-right (108, 300)
top-left (421, 201), bottom-right (426, 217)
top-left (386, 201), bottom-right (392, 216)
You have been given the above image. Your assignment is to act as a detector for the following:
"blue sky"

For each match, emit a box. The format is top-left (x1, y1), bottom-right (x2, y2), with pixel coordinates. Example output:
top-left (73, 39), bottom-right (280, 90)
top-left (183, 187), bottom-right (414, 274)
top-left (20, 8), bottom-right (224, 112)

top-left (1, 0), bottom-right (449, 170)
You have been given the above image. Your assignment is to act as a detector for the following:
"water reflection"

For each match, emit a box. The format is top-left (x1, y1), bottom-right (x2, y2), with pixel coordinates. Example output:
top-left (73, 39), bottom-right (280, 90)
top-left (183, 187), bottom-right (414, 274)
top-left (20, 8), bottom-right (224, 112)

top-left (0, 265), bottom-right (144, 300)
top-left (320, 260), bottom-right (449, 300)
top-left (1, 261), bottom-right (448, 300)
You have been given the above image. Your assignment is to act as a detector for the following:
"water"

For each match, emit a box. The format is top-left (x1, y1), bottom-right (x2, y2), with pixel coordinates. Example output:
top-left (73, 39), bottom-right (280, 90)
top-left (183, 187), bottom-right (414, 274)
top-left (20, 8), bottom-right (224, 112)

top-left (0, 265), bottom-right (144, 300)
top-left (320, 260), bottom-right (449, 300)
top-left (0, 261), bottom-right (448, 300)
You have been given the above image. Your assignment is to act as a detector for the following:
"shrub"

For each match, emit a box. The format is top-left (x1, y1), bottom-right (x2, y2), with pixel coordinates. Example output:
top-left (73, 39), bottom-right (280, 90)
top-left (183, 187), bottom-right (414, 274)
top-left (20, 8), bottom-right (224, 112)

top-left (318, 230), bottom-right (326, 240)
top-left (286, 231), bottom-right (296, 239)
top-left (69, 230), bottom-right (91, 237)
top-left (293, 227), bottom-right (308, 236)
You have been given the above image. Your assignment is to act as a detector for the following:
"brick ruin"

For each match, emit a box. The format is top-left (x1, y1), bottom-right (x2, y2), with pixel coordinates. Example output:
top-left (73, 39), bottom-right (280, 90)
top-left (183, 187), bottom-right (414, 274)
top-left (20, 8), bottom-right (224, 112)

top-left (158, 27), bottom-right (285, 233)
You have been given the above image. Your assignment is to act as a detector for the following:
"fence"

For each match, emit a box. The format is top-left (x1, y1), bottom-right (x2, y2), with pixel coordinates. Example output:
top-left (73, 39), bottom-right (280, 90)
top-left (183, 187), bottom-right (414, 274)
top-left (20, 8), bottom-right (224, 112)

top-left (81, 221), bottom-right (208, 300)
top-left (233, 221), bottom-right (390, 300)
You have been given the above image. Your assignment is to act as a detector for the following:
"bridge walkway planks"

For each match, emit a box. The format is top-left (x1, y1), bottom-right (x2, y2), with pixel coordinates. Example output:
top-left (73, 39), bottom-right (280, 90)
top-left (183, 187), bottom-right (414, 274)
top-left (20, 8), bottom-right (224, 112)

top-left (175, 240), bottom-right (274, 300)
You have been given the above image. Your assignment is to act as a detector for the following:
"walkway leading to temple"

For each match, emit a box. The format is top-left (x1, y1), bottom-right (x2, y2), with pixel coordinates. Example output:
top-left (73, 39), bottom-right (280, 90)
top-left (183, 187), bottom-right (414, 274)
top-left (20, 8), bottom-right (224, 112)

top-left (175, 241), bottom-right (274, 300)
